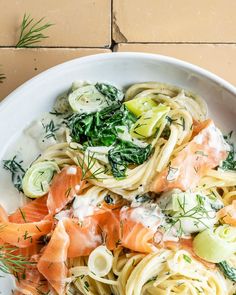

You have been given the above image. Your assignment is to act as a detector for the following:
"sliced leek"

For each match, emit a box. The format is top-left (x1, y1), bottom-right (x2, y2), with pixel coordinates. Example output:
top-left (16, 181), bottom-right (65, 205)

top-left (22, 161), bottom-right (59, 198)
top-left (124, 97), bottom-right (157, 117)
top-left (88, 245), bottom-right (113, 277)
top-left (130, 104), bottom-right (169, 139)
top-left (193, 225), bottom-right (236, 263)
top-left (68, 85), bottom-right (108, 114)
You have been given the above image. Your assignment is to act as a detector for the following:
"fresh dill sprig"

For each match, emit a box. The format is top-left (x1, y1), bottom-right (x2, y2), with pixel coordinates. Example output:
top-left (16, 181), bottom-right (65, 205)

top-left (2, 155), bottom-right (25, 192)
top-left (76, 150), bottom-right (108, 181)
top-left (16, 13), bottom-right (54, 48)
top-left (166, 194), bottom-right (213, 237)
top-left (0, 72), bottom-right (6, 84)
top-left (0, 245), bottom-right (33, 274)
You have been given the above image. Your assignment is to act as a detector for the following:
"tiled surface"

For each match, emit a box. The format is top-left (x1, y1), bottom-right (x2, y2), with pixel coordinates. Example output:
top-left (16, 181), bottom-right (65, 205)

top-left (113, 0), bottom-right (236, 42)
top-left (0, 48), bottom-right (111, 100)
top-left (115, 43), bottom-right (236, 85)
top-left (0, 0), bottom-right (111, 47)
top-left (1, 0), bottom-right (236, 100)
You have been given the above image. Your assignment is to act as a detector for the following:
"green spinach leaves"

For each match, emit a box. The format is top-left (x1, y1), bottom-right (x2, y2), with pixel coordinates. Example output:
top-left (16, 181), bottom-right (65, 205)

top-left (66, 103), bottom-right (152, 179)
top-left (108, 140), bottom-right (151, 178)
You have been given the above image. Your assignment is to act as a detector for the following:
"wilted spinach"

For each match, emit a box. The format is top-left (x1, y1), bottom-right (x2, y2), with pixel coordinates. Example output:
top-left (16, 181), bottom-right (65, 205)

top-left (108, 140), bottom-right (152, 178)
top-left (66, 104), bottom-right (136, 147)
top-left (66, 98), bottom-right (152, 179)
top-left (95, 83), bottom-right (124, 102)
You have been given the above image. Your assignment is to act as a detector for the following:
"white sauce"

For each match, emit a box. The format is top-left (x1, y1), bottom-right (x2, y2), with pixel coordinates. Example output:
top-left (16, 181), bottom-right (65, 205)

top-left (54, 209), bottom-right (71, 221)
top-left (121, 203), bottom-right (164, 230)
top-left (67, 166), bottom-right (77, 175)
top-left (73, 195), bottom-right (97, 220)
top-left (26, 113), bottom-right (66, 151)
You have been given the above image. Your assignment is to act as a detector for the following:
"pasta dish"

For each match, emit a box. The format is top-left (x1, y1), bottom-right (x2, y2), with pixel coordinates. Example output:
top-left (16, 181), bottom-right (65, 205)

top-left (0, 81), bottom-right (236, 295)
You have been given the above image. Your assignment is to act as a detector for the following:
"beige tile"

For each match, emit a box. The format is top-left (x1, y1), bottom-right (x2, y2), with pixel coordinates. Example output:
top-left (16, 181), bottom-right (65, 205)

top-left (116, 43), bottom-right (236, 86)
top-left (113, 0), bottom-right (236, 42)
top-left (0, 48), bottom-right (111, 100)
top-left (0, 0), bottom-right (111, 47)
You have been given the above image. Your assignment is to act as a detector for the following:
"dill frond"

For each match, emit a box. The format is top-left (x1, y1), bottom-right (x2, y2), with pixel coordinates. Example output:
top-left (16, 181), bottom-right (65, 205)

top-left (16, 13), bottom-right (54, 48)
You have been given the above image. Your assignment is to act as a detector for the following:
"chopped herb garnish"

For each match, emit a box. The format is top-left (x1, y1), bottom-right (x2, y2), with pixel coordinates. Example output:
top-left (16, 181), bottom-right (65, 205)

top-left (84, 281), bottom-right (90, 291)
top-left (183, 254), bottom-right (192, 263)
top-left (0, 72), bottom-right (6, 84)
top-left (3, 155), bottom-right (25, 192)
top-left (19, 208), bottom-right (27, 223)
top-left (220, 131), bottom-right (236, 171)
top-left (42, 120), bottom-right (59, 140)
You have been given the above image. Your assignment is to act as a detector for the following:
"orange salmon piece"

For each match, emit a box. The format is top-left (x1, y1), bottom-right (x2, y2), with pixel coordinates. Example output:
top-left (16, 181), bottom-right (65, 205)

top-left (96, 209), bottom-right (121, 250)
top-left (0, 205), bottom-right (9, 222)
top-left (14, 255), bottom-right (50, 295)
top-left (47, 166), bottom-right (85, 215)
top-left (120, 207), bottom-right (156, 253)
top-left (64, 217), bottom-right (101, 258)
top-left (9, 195), bottom-right (48, 223)
top-left (218, 200), bottom-right (236, 226)
top-left (151, 119), bottom-right (228, 192)
top-left (37, 221), bottom-right (69, 295)
top-left (0, 220), bottom-right (52, 248)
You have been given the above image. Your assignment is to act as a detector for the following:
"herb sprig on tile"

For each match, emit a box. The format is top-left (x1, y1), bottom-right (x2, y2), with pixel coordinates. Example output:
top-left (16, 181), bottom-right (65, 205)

top-left (16, 13), bottom-right (54, 48)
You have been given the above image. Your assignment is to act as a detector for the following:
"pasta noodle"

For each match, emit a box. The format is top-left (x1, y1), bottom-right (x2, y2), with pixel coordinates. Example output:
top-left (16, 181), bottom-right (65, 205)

top-left (8, 81), bottom-right (236, 295)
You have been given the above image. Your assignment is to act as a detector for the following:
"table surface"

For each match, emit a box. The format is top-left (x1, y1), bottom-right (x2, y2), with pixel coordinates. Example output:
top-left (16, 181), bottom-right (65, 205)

top-left (1, 0), bottom-right (236, 100)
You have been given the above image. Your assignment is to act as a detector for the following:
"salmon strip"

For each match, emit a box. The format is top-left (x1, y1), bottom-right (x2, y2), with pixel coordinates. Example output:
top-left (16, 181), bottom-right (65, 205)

top-left (47, 166), bottom-right (85, 215)
top-left (37, 220), bottom-right (69, 295)
top-left (120, 208), bottom-right (156, 253)
top-left (0, 205), bottom-right (9, 222)
top-left (64, 217), bottom-right (102, 258)
top-left (9, 195), bottom-right (49, 223)
top-left (151, 119), bottom-right (228, 192)
top-left (217, 200), bottom-right (236, 226)
top-left (96, 209), bottom-right (121, 250)
top-left (0, 220), bottom-right (52, 248)
top-left (14, 255), bottom-right (51, 295)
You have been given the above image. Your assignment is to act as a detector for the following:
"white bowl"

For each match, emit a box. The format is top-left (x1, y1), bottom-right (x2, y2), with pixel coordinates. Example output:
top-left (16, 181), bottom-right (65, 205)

top-left (0, 52), bottom-right (236, 293)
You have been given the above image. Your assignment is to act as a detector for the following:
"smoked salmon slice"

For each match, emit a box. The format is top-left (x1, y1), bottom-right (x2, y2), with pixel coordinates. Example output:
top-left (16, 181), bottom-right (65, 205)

top-left (64, 217), bottom-right (101, 258)
top-left (120, 207), bottom-right (157, 253)
top-left (9, 195), bottom-right (48, 223)
top-left (96, 209), bottom-right (121, 250)
top-left (47, 166), bottom-right (85, 215)
top-left (64, 209), bottom-right (121, 257)
top-left (37, 220), bottom-right (69, 295)
top-left (0, 205), bottom-right (9, 222)
top-left (217, 200), bottom-right (236, 226)
top-left (0, 220), bottom-right (52, 248)
top-left (151, 119), bottom-right (228, 192)
top-left (14, 255), bottom-right (51, 295)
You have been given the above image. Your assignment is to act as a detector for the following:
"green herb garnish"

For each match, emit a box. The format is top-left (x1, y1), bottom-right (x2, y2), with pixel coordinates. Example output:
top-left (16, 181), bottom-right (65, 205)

top-left (2, 156), bottom-right (25, 192)
top-left (0, 245), bottom-right (33, 274)
top-left (0, 72), bottom-right (6, 84)
top-left (183, 254), bottom-right (192, 263)
top-left (16, 13), bottom-right (53, 48)
top-left (42, 120), bottom-right (59, 140)
top-left (221, 131), bottom-right (236, 171)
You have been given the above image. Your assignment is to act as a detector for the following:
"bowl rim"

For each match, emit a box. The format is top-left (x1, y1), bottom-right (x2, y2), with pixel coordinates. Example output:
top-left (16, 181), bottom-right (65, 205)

top-left (1, 51), bottom-right (236, 113)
